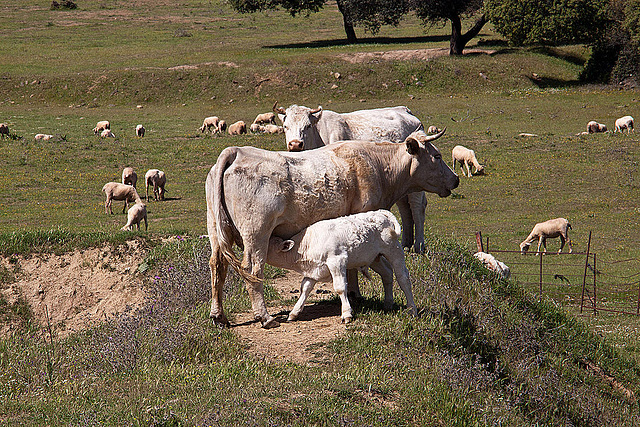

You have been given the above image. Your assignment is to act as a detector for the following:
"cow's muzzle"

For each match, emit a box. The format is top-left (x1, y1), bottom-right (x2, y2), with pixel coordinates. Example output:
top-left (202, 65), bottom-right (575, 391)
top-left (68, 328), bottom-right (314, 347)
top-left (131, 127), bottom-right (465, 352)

top-left (287, 140), bottom-right (304, 152)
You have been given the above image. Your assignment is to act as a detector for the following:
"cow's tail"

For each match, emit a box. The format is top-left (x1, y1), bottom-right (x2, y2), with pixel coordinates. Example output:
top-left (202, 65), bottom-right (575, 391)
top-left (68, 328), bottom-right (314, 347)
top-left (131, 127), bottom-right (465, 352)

top-left (208, 148), bottom-right (261, 284)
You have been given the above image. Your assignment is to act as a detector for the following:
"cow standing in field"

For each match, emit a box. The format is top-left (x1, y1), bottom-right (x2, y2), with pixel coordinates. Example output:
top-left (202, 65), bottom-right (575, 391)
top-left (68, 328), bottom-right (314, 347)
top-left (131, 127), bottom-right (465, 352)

top-left (274, 103), bottom-right (431, 254)
top-left (206, 129), bottom-right (458, 328)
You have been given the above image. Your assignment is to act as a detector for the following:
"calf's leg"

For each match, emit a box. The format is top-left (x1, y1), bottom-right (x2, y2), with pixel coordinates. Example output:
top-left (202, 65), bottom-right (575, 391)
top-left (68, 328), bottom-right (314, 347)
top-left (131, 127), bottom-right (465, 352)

top-left (288, 277), bottom-right (317, 321)
top-left (370, 256), bottom-right (394, 311)
top-left (328, 262), bottom-right (353, 323)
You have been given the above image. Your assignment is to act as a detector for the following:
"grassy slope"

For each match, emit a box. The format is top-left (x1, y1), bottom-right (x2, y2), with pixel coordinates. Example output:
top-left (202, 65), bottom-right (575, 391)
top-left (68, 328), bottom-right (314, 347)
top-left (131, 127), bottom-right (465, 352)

top-left (1, 0), bottom-right (639, 424)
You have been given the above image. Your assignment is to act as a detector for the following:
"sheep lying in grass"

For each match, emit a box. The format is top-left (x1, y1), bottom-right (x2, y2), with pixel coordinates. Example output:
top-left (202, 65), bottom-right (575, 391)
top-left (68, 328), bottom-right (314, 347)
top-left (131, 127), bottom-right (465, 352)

top-left (145, 169), bottom-right (166, 201)
top-left (427, 125), bottom-right (441, 134)
top-left (615, 115), bottom-right (634, 133)
top-left (267, 209), bottom-right (417, 323)
top-left (250, 123), bottom-right (284, 134)
top-left (102, 182), bottom-right (143, 214)
top-left (135, 124), bottom-right (145, 137)
top-left (520, 217), bottom-right (573, 255)
top-left (0, 123), bottom-right (9, 137)
top-left (228, 120), bottom-right (247, 135)
top-left (199, 116), bottom-right (220, 133)
top-left (122, 167), bottom-right (137, 188)
top-left (452, 145), bottom-right (484, 177)
top-left (101, 129), bottom-right (115, 138)
top-left (587, 121), bottom-right (607, 133)
top-left (93, 120), bottom-right (110, 135)
top-left (474, 252), bottom-right (510, 279)
top-left (35, 133), bottom-right (54, 141)
top-left (121, 203), bottom-right (148, 231)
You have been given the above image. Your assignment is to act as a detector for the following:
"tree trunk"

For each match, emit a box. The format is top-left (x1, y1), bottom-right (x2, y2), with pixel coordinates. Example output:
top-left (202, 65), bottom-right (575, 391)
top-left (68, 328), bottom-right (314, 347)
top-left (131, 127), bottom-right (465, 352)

top-left (449, 14), bottom-right (487, 55)
top-left (336, 0), bottom-right (357, 44)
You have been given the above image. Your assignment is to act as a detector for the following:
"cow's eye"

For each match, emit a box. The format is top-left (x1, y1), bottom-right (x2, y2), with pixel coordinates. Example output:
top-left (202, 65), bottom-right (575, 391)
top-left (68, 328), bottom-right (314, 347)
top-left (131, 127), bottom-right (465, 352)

top-left (433, 153), bottom-right (442, 160)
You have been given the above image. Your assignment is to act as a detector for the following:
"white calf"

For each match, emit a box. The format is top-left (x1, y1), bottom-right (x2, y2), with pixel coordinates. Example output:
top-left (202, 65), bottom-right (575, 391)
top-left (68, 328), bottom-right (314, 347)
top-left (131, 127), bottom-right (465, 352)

top-left (267, 209), bottom-right (417, 323)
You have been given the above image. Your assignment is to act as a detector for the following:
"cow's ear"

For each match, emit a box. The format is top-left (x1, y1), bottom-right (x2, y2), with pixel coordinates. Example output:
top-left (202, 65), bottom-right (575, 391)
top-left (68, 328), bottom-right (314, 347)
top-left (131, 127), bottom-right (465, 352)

top-left (281, 240), bottom-right (295, 252)
top-left (406, 137), bottom-right (421, 155)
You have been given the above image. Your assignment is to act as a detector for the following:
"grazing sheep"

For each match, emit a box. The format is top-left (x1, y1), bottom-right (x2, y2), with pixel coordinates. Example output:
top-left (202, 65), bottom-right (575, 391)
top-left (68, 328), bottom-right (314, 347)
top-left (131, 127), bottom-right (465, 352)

top-left (452, 145), bottom-right (485, 177)
top-left (102, 182), bottom-right (143, 214)
top-left (199, 116), bottom-right (219, 133)
top-left (520, 217), bottom-right (573, 255)
top-left (252, 112), bottom-right (276, 126)
top-left (228, 120), bottom-right (247, 135)
top-left (100, 129), bottom-right (115, 138)
top-left (218, 120), bottom-right (227, 133)
top-left (267, 210), bottom-right (417, 323)
top-left (145, 169), bottom-right (166, 201)
top-left (427, 125), bottom-right (440, 134)
top-left (34, 133), bottom-right (54, 141)
top-left (93, 120), bottom-right (110, 135)
top-left (587, 121), bottom-right (607, 133)
top-left (615, 115), bottom-right (634, 133)
top-left (0, 123), bottom-right (9, 138)
top-left (121, 203), bottom-right (148, 231)
top-left (135, 124), bottom-right (145, 137)
top-left (122, 167), bottom-right (137, 188)
top-left (474, 252), bottom-right (510, 279)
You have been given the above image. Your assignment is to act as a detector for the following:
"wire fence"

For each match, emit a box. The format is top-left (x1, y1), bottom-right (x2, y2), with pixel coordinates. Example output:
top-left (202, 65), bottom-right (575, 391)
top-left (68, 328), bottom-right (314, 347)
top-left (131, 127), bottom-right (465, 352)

top-left (476, 232), bottom-right (640, 316)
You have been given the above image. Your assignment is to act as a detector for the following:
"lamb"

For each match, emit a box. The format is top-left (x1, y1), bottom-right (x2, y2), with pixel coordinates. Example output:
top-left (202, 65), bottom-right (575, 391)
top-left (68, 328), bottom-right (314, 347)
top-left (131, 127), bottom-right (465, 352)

top-left (267, 209), bottom-right (417, 323)
top-left (199, 116), bottom-right (219, 133)
top-left (452, 145), bottom-right (485, 177)
top-left (520, 217), bottom-right (573, 255)
top-left (249, 123), bottom-right (263, 133)
top-left (102, 182), bottom-right (143, 214)
top-left (121, 203), bottom-right (148, 231)
top-left (587, 121), bottom-right (607, 133)
top-left (34, 134), bottom-right (54, 141)
top-left (0, 123), bottom-right (9, 137)
top-left (93, 120), bottom-right (110, 135)
top-left (227, 120), bottom-right (247, 135)
top-left (615, 115), bottom-right (634, 133)
top-left (122, 167), bottom-right (137, 188)
top-left (263, 124), bottom-right (284, 134)
top-left (252, 112), bottom-right (276, 126)
top-left (100, 129), bottom-right (115, 138)
top-left (218, 120), bottom-right (227, 133)
top-left (145, 169), bottom-right (166, 201)
top-left (474, 252), bottom-right (510, 279)
top-left (427, 125), bottom-right (440, 134)
top-left (135, 124), bottom-right (145, 137)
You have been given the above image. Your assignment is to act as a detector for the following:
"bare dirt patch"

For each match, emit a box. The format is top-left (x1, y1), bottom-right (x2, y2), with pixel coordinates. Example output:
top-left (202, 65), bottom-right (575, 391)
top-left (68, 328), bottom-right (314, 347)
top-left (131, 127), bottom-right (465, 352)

top-left (337, 47), bottom-right (496, 63)
top-left (0, 241), bottom-right (147, 339)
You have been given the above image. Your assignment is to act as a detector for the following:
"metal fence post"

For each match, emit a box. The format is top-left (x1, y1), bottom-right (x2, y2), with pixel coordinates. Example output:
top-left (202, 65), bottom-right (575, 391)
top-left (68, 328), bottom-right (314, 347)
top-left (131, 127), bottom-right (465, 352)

top-left (581, 231), bottom-right (592, 314)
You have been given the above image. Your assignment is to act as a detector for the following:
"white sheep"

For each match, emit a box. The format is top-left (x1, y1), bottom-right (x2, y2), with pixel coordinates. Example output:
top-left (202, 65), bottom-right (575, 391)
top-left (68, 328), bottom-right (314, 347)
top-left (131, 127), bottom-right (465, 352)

top-left (121, 203), bottom-right (148, 231)
top-left (145, 169), bottom-right (166, 201)
top-left (93, 120), bottom-right (110, 135)
top-left (267, 209), bottom-right (417, 323)
top-left (218, 119), bottom-right (227, 133)
top-left (452, 145), bottom-right (485, 177)
top-left (252, 112), bottom-right (276, 126)
top-left (199, 116), bottom-right (219, 133)
top-left (587, 121), bottom-right (607, 133)
top-left (615, 115), bottom-right (634, 133)
top-left (263, 124), bottom-right (284, 134)
top-left (474, 252), bottom-right (510, 279)
top-left (122, 167), bottom-right (137, 188)
top-left (427, 125), bottom-right (440, 134)
top-left (35, 134), bottom-right (54, 141)
top-left (135, 124), bottom-right (145, 137)
top-left (0, 123), bottom-right (9, 137)
top-left (100, 129), bottom-right (115, 138)
top-left (249, 123), bottom-right (263, 133)
top-left (102, 182), bottom-right (143, 214)
top-left (227, 120), bottom-right (247, 135)
top-left (520, 217), bottom-right (573, 255)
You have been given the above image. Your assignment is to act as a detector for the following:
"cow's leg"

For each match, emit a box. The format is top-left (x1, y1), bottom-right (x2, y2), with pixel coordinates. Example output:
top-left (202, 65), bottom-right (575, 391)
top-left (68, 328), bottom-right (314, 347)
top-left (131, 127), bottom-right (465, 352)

top-left (242, 241), bottom-right (278, 328)
top-left (396, 196), bottom-right (415, 251)
top-left (370, 256), bottom-right (394, 311)
top-left (288, 277), bottom-right (317, 321)
top-left (385, 244), bottom-right (417, 316)
top-left (208, 238), bottom-right (230, 327)
top-left (408, 192), bottom-right (427, 253)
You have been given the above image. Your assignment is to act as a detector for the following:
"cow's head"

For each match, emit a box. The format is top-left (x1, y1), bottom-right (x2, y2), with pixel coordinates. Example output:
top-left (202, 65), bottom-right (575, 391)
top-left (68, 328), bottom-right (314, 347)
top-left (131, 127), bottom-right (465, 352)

top-left (404, 129), bottom-right (459, 197)
top-left (274, 102), bottom-right (322, 152)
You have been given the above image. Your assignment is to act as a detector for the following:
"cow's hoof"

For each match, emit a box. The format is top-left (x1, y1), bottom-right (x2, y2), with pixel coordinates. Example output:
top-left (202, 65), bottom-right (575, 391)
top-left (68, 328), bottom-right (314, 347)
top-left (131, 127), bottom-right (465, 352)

top-left (287, 313), bottom-right (298, 322)
top-left (342, 316), bottom-right (352, 324)
top-left (262, 316), bottom-right (280, 329)
top-left (210, 314), bottom-right (230, 328)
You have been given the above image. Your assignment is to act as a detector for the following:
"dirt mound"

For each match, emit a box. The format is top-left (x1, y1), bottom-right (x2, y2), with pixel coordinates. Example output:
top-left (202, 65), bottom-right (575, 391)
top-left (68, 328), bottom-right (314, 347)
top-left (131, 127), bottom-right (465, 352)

top-left (337, 47), bottom-right (495, 63)
top-left (0, 241), bottom-right (147, 339)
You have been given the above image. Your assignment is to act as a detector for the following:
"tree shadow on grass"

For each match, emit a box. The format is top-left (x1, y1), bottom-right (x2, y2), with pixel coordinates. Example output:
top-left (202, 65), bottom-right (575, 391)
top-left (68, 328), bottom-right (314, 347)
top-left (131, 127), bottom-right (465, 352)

top-left (265, 34), bottom-right (450, 50)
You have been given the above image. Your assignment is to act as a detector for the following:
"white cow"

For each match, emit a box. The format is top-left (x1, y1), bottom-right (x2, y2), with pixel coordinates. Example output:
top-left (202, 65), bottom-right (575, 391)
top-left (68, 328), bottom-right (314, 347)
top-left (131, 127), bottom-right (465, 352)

top-left (206, 129), bottom-right (459, 328)
top-left (267, 210), bottom-right (417, 323)
top-left (274, 103), bottom-right (430, 254)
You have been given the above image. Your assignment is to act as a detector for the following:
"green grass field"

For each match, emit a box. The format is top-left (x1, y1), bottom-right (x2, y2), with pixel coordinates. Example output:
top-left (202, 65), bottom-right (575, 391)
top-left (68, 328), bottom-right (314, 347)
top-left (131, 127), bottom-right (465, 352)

top-left (1, 0), bottom-right (639, 424)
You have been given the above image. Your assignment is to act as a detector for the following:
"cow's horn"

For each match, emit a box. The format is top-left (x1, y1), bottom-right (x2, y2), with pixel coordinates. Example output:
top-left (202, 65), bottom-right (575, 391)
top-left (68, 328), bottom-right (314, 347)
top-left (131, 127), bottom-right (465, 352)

top-left (309, 106), bottom-right (322, 114)
top-left (273, 101), bottom-right (286, 114)
top-left (421, 127), bottom-right (446, 142)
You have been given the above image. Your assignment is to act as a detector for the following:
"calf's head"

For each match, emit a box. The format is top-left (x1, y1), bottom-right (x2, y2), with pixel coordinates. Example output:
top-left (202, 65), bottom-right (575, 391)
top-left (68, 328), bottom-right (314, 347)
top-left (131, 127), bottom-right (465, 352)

top-left (274, 103), bottom-right (322, 152)
top-left (404, 129), bottom-right (459, 197)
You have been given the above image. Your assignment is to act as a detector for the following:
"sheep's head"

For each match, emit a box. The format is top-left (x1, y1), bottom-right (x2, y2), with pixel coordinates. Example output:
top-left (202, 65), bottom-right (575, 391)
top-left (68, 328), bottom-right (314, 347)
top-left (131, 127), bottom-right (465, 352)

top-left (474, 165), bottom-right (485, 175)
top-left (519, 242), bottom-right (531, 254)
